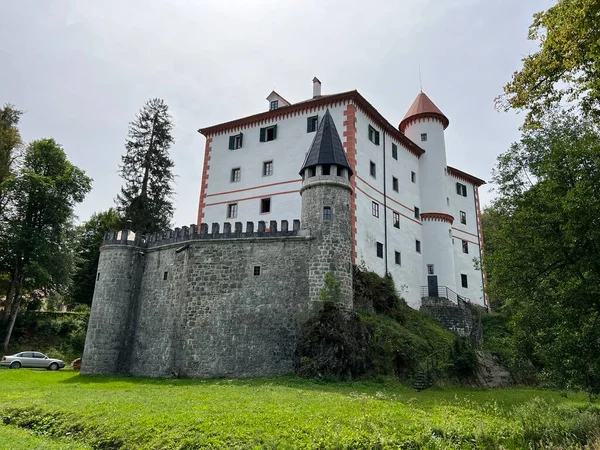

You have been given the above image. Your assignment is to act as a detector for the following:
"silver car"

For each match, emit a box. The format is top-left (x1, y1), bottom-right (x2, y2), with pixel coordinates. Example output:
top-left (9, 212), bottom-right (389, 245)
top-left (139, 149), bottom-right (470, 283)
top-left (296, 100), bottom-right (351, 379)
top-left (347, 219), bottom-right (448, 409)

top-left (1, 351), bottom-right (65, 370)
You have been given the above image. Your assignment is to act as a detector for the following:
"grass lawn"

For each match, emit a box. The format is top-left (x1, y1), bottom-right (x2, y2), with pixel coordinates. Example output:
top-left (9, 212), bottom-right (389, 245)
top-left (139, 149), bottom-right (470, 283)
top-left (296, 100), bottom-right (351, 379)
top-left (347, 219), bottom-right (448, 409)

top-left (0, 368), bottom-right (598, 449)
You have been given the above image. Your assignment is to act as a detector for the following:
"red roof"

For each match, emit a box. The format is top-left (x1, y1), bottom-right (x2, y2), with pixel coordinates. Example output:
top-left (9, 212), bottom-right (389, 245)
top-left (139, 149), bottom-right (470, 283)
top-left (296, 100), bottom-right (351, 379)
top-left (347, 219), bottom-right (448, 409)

top-left (399, 92), bottom-right (449, 132)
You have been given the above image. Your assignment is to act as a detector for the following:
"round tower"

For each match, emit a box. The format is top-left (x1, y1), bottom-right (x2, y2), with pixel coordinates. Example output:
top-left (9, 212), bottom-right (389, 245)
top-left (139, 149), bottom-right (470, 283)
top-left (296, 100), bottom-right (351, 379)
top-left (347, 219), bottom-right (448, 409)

top-left (81, 230), bottom-right (144, 375)
top-left (400, 93), bottom-right (457, 294)
top-left (299, 109), bottom-right (354, 310)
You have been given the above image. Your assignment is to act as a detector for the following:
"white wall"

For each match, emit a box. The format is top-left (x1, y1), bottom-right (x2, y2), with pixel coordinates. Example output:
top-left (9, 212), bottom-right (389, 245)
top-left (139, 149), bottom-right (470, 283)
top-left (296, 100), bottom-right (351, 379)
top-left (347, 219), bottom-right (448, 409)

top-left (202, 104), bottom-right (347, 228)
top-left (353, 107), bottom-right (423, 307)
top-left (447, 176), bottom-right (486, 306)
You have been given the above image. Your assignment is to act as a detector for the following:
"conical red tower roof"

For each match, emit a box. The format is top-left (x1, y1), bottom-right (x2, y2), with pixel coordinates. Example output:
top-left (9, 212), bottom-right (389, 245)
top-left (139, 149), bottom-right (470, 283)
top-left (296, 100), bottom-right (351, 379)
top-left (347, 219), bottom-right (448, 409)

top-left (399, 92), bottom-right (449, 133)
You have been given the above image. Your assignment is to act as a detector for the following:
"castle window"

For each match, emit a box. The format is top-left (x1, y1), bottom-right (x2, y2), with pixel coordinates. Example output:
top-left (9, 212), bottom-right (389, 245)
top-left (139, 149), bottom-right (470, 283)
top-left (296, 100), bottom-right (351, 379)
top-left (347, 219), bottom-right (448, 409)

top-left (372, 201), bottom-right (379, 218)
top-left (395, 251), bottom-right (401, 266)
top-left (393, 212), bottom-right (400, 229)
top-left (323, 206), bottom-right (332, 221)
top-left (96, 272), bottom-right (100, 281)
top-left (263, 160), bottom-right (273, 176)
top-left (421, 133), bottom-right (427, 142)
top-left (368, 125), bottom-right (380, 145)
top-left (322, 165), bottom-right (331, 175)
top-left (456, 182), bottom-right (467, 197)
top-left (336, 166), bottom-right (344, 176)
top-left (260, 198), bottom-right (271, 214)
top-left (462, 240), bottom-right (469, 254)
top-left (414, 207), bottom-right (420, 220)
top-left (461, 274), bottom-right (468, 288)
top-left (411, 171), bottom-right (416, 183)
top-left (427, 264), bottom-right (434, 275)
top-left (392, 143), bottom-right (398, 160)
top-left (163, 271), bottom-right (168, 281)
top-left (227, 203), bottom-right (238, 219)
top-left (270, 100), bottom-right (279, 110)
top-left (460, 211), bottom-right (466, 224)
top-left (376, 242), bottom-right (384, 258)
top-left (370, 161), bottom-right (376, 178)
top-left (307, 115), bottom-right (318, 133)
top-left (228, 133), bottom-right (243, 150)
top-left (230, 167), bottom-right (241, 183)
top-left (447, 197), bottom-right (450, 206)
top-left (416, 240), bottom-right (421, 253)
top-left (260, 125), bottom-right (277, 142)
top-left (254, 266), bottom-right (261, 276)
top-left (392, 176), bottom-right (399, 192)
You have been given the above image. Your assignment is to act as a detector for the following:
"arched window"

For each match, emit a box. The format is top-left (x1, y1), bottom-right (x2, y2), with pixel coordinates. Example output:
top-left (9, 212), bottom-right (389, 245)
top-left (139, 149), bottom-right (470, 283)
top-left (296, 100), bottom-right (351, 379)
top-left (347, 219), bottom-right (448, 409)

top-left (323, 206), bottom-right (332, 221)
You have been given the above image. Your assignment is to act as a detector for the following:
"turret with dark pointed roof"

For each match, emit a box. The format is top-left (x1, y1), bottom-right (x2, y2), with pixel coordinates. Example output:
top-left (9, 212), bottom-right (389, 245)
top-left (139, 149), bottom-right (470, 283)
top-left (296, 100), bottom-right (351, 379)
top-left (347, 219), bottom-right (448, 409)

top-left (299, 109), bottom-right (353, 177)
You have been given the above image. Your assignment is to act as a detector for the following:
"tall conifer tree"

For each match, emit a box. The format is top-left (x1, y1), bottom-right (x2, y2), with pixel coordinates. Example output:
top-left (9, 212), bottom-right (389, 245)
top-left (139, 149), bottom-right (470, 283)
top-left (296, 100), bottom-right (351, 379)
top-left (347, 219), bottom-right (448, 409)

top-left (116, 98), bottom-right (175, 233)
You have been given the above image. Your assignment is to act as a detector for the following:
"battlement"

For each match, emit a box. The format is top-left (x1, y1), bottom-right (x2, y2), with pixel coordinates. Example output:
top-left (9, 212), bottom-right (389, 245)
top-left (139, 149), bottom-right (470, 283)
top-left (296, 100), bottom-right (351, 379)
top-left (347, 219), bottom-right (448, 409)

top-left (102, 219), bottom-right (303, 249)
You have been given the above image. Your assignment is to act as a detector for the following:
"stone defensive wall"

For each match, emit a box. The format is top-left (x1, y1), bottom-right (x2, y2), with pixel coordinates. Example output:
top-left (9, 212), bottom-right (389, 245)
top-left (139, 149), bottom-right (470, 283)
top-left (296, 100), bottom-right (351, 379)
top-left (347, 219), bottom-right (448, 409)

top-left (82, 219), bottom-right (319, 379)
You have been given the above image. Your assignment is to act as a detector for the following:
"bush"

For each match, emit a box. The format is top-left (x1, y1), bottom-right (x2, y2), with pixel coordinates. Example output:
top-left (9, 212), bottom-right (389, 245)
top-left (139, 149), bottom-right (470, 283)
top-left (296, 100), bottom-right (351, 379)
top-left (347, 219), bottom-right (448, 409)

top-left (295, 301), bottom-right (367, 379)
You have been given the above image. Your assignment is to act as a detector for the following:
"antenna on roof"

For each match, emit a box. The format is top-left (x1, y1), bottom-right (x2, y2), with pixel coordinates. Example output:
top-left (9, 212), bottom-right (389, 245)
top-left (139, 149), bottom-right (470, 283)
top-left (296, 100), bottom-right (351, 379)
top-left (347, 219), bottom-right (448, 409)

top-left (419, 64), bottom-right (423, 92)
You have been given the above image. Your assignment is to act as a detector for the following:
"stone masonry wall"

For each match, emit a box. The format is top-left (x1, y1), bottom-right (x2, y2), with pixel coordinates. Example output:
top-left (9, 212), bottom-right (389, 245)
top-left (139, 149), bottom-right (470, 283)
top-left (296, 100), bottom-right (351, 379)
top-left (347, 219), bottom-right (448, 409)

top-left (301, 176), bottom-right (353, 309)
top-left (81, 243), bottom-right (144, 375)
top-left (420, 296), bottom-right (483, 344)
top-left (128, 236), bottom-right (313, 378)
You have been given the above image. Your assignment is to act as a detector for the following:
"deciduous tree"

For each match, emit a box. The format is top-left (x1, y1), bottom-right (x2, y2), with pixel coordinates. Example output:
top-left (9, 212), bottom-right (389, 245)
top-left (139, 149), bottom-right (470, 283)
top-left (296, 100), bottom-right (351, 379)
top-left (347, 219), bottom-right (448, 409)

top-left (70, 208), bottom-right (120, 306)
top-left (497, 0), bottom-right (600, 128)
top-left (0, 104), bottom-right (23, 217)
top-left (116, 98), bottom-right (175, 234)
top-left (484, 113), bottom-right (600, 393)
top-left (0, 139), bottom-right (91, 350)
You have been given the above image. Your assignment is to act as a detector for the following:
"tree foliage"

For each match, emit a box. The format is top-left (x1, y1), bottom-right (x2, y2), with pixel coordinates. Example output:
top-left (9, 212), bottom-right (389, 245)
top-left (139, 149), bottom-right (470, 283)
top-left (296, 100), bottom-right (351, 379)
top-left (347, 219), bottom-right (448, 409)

top-left (0, 104), bottom-right (23, 217)
top-left (497, 0), bottom-right (600, 128)
top-left (70, 209), bottom-right (120, 307)
top-left (116, 98), bottom-right (175, 234)
top-left (0, 139), bottom-right (91, 350)
top-left (484, 113), bottom-right (600, 393)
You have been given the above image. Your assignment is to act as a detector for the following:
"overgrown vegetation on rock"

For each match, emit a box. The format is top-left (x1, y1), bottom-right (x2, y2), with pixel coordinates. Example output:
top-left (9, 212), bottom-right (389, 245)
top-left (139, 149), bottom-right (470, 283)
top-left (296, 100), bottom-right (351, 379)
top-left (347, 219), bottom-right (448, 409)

top-left (296, 268), bottom-right (480, 383)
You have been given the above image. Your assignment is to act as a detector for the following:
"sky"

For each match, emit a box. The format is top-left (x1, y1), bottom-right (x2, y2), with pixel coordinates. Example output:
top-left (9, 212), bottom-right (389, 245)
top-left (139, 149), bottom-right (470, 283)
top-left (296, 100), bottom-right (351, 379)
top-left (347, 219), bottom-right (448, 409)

top-left (0, 0), bottom-right (553, 226)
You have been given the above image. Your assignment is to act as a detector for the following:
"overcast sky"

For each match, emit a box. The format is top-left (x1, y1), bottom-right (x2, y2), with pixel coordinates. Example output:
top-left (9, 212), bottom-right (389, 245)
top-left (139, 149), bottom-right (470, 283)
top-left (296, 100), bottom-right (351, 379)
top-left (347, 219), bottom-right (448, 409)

top-left (0, 0), bottom-right (552, 226)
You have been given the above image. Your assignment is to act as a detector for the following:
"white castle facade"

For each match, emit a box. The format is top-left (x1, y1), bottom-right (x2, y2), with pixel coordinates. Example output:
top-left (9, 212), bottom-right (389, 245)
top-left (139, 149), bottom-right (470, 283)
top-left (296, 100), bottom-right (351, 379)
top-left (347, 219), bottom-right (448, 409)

top-left (197, 79), bottom-right (488, 309)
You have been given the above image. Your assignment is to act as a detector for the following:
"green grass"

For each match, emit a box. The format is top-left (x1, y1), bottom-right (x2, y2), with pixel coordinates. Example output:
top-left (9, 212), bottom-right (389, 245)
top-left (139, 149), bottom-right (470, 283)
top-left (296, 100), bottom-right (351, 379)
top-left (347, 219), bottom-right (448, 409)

top-left (1, 369), bottom-right (599, 449)
top-left (0, 424), bottom-right (89, 449)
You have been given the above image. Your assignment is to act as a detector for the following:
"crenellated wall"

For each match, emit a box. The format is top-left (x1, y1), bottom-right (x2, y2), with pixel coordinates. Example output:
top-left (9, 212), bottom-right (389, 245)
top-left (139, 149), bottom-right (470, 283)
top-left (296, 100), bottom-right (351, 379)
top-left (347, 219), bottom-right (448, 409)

top-left (82, 220), bottom-right (329, 378)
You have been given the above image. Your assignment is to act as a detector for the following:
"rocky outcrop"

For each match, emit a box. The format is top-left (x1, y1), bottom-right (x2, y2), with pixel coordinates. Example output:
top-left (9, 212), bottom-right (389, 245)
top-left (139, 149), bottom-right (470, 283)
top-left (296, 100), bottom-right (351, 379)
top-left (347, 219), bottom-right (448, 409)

top-left (475, 351), bottom-right (512, 388)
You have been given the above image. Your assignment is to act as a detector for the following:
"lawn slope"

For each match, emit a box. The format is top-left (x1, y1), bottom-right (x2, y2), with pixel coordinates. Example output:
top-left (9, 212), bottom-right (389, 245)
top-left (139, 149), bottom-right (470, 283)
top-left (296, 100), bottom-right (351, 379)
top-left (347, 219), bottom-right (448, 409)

top-left (1, 370), bottom-right (599, 449)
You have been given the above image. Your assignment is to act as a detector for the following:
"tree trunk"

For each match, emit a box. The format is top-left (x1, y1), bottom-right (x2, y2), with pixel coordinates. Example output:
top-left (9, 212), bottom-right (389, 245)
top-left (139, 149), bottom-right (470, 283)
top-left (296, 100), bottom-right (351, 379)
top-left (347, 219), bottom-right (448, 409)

top-left (0, 265), bottom-right (20, 324)
top-left (2, 269), bottom-right (23, 352)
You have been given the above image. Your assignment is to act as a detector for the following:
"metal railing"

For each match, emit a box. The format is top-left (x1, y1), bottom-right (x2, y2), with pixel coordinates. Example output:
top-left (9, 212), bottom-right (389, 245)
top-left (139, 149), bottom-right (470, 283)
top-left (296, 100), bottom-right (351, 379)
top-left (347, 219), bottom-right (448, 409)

top-left (420, 285), bottom-right (470, 304)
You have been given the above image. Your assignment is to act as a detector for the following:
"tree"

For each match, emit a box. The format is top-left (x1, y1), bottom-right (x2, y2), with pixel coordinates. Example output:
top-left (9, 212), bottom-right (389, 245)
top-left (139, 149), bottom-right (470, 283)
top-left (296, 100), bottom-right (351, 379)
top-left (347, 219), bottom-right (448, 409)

top-left (0, 104), bottom-right (23, 217)
top-left (497, 0), bottom-right (600, 128)
top-left (70, 208), bottom-right (120, 306)
top-left (484, 112), bottom-right (600, 393)
top-left (116, 98), bottom-right (175, 234)
top-left (0, 139), bottom-right (91, 350)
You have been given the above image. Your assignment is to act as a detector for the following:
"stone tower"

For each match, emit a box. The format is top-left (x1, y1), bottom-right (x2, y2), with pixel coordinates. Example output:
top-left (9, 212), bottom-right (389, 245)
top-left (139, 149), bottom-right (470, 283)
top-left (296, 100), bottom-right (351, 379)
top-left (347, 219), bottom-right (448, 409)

top-left (80, 231), bottom-right (144, 375)
top-left (299, 109), bottom-right (354, 309)
top-left (400, 92), bottom-right (457, 292)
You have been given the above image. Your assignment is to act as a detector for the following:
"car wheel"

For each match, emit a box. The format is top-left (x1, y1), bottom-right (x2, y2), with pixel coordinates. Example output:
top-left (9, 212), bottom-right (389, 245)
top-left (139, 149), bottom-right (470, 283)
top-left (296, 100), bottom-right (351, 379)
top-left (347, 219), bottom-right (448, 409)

top-left (9, 361), bottom-right (21, 369)
top-left (48, 362), bottom-right (59, 371)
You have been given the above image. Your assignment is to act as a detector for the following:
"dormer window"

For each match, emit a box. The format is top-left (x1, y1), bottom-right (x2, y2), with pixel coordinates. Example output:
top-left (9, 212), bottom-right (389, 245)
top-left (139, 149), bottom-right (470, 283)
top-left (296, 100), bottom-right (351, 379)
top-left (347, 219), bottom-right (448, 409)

top-left (270, 100), bottom-right (279, 110)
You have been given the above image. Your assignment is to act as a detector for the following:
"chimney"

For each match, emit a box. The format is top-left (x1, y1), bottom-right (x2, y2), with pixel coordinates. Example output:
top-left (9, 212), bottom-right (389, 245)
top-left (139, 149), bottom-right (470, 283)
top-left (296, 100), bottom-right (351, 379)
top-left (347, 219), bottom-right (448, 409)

top-left (312, 77), bottom-right (321, 98)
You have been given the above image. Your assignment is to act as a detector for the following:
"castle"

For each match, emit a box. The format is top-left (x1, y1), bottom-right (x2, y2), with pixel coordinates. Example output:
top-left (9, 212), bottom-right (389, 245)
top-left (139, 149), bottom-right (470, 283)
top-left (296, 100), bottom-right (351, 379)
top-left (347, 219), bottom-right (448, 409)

top-left (81, 81), bottom-right (487, 378)
top-left (197, 79), bottom-right (487, 308)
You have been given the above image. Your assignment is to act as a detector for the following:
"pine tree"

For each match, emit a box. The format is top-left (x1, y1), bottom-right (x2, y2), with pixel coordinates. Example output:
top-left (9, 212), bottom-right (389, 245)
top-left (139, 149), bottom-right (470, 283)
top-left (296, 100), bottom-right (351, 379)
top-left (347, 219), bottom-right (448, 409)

top-left (116, 98), bottom-right (175, 234)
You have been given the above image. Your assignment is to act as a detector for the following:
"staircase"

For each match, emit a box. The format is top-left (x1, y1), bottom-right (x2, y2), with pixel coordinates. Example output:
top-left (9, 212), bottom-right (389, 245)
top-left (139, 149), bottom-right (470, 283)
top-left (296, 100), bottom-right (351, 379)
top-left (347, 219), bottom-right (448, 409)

top-left (412, 347), bottom-right (449, 391)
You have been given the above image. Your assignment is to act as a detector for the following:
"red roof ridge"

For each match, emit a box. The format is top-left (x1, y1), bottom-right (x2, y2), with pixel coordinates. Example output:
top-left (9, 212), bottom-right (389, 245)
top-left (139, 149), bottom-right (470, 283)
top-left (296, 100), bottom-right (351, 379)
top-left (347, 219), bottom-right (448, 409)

top-left (447, 166), bottom-right (486, 186)
top-left (198, 90), bottom-right (426, 158)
